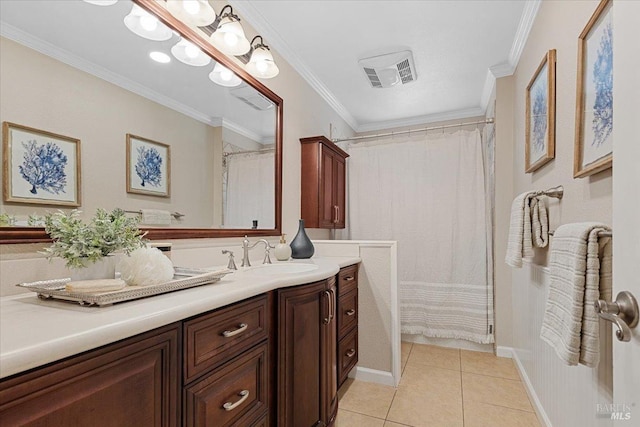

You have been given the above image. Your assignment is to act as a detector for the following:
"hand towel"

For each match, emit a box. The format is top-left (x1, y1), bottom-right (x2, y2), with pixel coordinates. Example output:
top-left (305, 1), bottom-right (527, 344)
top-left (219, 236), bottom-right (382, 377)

top-left (140, 209), bottom-right (172, 226)
top-left (66, 279), bottom-right (126, 293)
top-left (540, 222), bottom-right (612, 367)
top-left (505, 192), bottom-right (549, 268)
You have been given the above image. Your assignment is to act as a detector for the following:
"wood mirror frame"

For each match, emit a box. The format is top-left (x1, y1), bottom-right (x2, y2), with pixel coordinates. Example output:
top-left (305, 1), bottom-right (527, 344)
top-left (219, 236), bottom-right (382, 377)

top-left (0, 0), bottom-right (283, 244)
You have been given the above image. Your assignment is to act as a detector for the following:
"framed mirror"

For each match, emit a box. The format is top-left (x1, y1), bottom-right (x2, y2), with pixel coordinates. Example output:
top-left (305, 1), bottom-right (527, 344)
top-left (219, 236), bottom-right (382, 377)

top-left (0, 0), bottom-right (282, 243)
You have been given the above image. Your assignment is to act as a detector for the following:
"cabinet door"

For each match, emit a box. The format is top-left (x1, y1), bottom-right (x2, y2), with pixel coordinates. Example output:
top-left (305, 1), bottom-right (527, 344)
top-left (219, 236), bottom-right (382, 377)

top-left (0, 324), bottom-right (180, 427)
top-left (319, 147), bottom-right (336, 228)
top-left (278, 280), bottom-right (329, 427)
top-left (333, 155), bottom-right (346, 229)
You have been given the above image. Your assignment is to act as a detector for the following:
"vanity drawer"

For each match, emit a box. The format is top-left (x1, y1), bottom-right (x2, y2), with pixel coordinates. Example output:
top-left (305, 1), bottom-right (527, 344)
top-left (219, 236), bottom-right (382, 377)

top-left (184, 295), bottom-right (269, 383)
top-left (338, 265), bottom-right (358, 296)
top-left (338, 327), bottom-right (358, 387)
top-left (337, 288), bottom-right (358, 338)
top-left (184, 342), bottom-right (269, 427)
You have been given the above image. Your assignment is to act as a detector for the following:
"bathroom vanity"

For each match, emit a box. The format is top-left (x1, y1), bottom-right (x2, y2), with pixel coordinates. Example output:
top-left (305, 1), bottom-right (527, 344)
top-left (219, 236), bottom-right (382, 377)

top-left (0, 259), bottom-right (359, 427)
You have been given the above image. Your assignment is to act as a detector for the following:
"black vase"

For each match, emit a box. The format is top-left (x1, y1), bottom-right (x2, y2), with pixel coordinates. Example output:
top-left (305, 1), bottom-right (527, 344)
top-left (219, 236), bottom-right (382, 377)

top-left (290, 219), bottom-right (314, 259)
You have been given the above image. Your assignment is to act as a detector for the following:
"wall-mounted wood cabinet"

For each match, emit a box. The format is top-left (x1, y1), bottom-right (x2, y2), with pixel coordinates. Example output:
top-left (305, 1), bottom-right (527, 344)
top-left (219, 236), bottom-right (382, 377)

top-left (300, 136), bottom-right (349, 229)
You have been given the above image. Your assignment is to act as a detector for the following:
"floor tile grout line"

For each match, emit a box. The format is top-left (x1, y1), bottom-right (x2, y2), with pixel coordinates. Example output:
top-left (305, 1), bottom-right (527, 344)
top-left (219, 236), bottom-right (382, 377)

top-left (459, 349), bottom-right (466, 426)
top-left (383, 389), bottom-right (398, 423)
top-left (339, 407), bottom-right (388, 421)
top-left (470, 400), bottom-right (537, 414)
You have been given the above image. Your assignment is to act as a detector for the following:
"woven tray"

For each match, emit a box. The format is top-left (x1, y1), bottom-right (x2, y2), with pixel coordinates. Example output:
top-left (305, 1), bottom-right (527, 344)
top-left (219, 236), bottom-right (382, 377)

top-left (16, 267), bottom-right (232, 307)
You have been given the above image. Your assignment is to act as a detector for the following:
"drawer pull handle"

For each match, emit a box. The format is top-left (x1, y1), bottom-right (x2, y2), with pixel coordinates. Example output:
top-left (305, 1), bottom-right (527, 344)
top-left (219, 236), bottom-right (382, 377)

top-left (223, 390), bottom-right (249, 411)
top-left (343, 276), bottom-right (355, 282)
top-left (346, 309), bottom-right (356, 316)
top-left (346, 349), bottom-right (356, 358)
top-left (222, 323), bottom-right (248, 337)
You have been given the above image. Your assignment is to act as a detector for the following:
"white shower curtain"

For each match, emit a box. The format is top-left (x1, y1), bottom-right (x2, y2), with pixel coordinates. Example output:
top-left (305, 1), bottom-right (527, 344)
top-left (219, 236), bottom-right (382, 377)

top-left (224, 152), bottom-right (275, 229)
top-left (344, 129), bottom-right (493, 344)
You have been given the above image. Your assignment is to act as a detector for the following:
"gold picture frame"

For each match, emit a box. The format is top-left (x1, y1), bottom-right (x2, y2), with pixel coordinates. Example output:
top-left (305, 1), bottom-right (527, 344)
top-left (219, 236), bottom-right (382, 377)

top-left (574, 0), bottom-right (613, 178)
top-left (126, 134), bottom-right (171, 198)
top-left (2, 121), bottom-right (81, 206)
top-left (525, 49), bottom-right (556, 173)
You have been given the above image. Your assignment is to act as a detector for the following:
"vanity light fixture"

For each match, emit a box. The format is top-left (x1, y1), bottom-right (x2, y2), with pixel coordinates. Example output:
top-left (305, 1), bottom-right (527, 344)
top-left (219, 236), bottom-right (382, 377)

top-left (171, 39), bottom-right (211, 66)
top-left (150, 51), bottom-right (171, 63)
top-left (245, 36), bottom-right (279, 79)
top-left (166, 0), bottom-right (216, 27)
top-left (82, 0), bottom-right (118, 5)
top-left (209, 62), bottom-right (242, 87)
top-left (209, 5), bottom-right (250, 56)
top-left (124, 3), bottom-right (173, 41)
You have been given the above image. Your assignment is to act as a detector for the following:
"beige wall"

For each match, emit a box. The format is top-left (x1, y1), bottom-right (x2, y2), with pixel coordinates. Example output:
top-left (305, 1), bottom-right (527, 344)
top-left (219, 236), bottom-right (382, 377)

top-left (0, 37), bottom-right (220, 228)
top-left (499, 1), bottom-right (618, 425)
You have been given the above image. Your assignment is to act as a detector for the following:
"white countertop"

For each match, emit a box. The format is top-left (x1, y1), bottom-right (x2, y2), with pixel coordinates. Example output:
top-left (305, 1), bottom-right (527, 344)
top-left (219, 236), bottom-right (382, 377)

top-left (0, 256), bottom-right (360, 379)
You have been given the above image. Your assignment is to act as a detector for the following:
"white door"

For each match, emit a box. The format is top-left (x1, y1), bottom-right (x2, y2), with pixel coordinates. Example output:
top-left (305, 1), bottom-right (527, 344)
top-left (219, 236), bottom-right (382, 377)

top-left (612, 0), bottom-right (640, 423)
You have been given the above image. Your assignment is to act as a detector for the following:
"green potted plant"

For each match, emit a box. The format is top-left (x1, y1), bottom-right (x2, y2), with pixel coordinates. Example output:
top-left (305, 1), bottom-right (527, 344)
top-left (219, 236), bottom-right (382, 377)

top-left (43, 208), bottom-right (145, 280)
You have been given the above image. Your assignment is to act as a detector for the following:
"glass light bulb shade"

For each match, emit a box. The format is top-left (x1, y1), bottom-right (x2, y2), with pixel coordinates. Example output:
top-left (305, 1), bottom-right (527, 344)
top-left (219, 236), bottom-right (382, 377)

top-left (166, 0), bottom-right (216, 27)
top-left (124, 4), bottom-right (173, 41)
top-left (149, 51), bottom-right (171, 63)
top-left (170, 39), bottom-right (211, 66)
top-left (82, 0), bottom-right (118, 5)
top-left (209, 63), bottom-right (242, 87)
top-left (246, 47), bottom-right (279, 79)
top-left (210, 16), bottom-right (250, 55)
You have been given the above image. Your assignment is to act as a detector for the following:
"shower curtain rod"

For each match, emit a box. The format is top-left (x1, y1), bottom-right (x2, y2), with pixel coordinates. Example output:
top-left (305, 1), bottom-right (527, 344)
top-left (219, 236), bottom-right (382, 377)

top-left (223, 147), bottom-right (274, 157)
top-left (332, 118), bottom-right (495, 143)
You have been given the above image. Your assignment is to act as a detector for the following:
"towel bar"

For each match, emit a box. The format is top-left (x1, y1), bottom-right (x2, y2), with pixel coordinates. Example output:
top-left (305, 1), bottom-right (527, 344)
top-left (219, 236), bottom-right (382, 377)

top-left (534, 185), bottom-right (564, 199)
top-left (548, 229), bottom-right (612, 237)
top-left (124, 210), bottom-right (185, 220)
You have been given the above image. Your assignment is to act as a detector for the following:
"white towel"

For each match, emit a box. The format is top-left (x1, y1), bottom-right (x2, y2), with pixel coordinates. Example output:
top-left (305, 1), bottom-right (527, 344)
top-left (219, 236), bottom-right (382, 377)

top-left (505, 192), bottom-right (549, 268)
top-left (540, 222), bottom-right (612, 367)
top-left (140, 209), bottom-right (172, 226)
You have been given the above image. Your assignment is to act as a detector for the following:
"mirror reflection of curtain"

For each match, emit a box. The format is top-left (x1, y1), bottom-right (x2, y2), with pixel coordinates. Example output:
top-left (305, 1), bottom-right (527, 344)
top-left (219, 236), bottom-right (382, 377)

top-left (342, 129), bottom-right (494, 344)
top-left (223, 152), bottom-right (275, 229)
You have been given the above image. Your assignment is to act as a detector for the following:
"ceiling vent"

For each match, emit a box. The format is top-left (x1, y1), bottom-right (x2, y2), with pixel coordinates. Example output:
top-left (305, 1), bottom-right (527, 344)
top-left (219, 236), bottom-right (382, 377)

top-left (358, 50), bottom-right (417, 89)
top-left (229, 85), bottom-right (275, 110)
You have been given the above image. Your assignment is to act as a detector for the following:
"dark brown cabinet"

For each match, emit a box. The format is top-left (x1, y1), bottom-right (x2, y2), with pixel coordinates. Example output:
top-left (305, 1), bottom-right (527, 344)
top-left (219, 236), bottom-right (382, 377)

top-left (0, 324), bottom-right (180, 427)
top-left (300, 136), bottom-right (349, 229)
top-left (337, 265), bottom-right (359, 387)
top-left (277, 278), bottom-right (338, 427)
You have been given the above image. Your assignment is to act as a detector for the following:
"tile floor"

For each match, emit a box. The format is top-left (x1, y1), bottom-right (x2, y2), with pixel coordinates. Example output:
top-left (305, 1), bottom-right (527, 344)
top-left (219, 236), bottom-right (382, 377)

top-left (335, 342), bottom-right (541, 427)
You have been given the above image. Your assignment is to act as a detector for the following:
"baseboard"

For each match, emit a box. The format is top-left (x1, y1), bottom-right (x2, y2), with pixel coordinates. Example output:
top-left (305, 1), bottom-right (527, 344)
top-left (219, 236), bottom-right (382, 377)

top-left (496, 346), bottom-right (513, 358)
top-left (506, 348), bottom-right (553, 427)
top-left (350, 367), bottom-right (396, 387)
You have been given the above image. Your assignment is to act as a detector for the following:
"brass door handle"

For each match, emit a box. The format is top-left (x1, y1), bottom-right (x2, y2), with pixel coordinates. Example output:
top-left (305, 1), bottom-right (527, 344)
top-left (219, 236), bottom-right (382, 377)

top-left (222, 323), bottom-right (248, 337)
top-left (346, 309), bottom-right (356, 316)
top-left (323, 290), bottom-right (331, 324)
top-left (346, 349), bottom-right (356, 358)
top-left (223, 390), bottom-right (249, 411)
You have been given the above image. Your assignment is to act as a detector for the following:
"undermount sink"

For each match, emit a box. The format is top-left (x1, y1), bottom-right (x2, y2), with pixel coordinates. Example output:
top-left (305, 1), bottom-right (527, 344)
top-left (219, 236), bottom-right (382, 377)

top-left (244, 263), bottom-right (319, 276)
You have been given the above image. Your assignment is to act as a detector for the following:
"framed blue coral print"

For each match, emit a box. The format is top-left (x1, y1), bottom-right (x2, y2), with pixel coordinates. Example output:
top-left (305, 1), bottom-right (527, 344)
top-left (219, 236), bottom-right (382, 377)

top-left (2, 122), bottom-right (81, 206)
top-left (525, 49), bottom-right (556, 173)
top-left (126, 134), bottom-right (170, 197)
top-left (574, 0), bottom-right (613, 178)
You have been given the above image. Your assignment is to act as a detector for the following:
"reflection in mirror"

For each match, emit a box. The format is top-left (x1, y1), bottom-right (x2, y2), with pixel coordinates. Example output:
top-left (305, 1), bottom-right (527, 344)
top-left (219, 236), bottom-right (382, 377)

top-left (0, 0), bottom-right (281, 239)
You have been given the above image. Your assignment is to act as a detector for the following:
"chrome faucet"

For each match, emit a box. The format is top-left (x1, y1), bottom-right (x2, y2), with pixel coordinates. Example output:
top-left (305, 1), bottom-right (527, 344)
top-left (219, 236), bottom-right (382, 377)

top-left (241, 235), bottom-right (274, 267)
top-left (221, 250), bottom-right (237, 270)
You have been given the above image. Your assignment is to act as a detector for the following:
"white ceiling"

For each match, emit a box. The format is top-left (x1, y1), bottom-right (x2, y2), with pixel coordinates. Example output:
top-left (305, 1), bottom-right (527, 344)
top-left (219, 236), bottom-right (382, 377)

top-left (232, 0), bottom-right (540, 132)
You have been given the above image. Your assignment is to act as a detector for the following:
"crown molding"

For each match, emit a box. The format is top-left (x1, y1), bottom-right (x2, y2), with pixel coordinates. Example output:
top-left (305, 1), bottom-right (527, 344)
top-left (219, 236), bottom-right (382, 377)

top-left (478, 0), bottom-right (541, 113)
top-left (222, 118), bottom-right (265, 144)
top-left (230, 0), bottom-right (359, 132)
top-left (1, 21), bottom-right (268, 142)
top-left (356, 107), bottom-right (485, 133)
